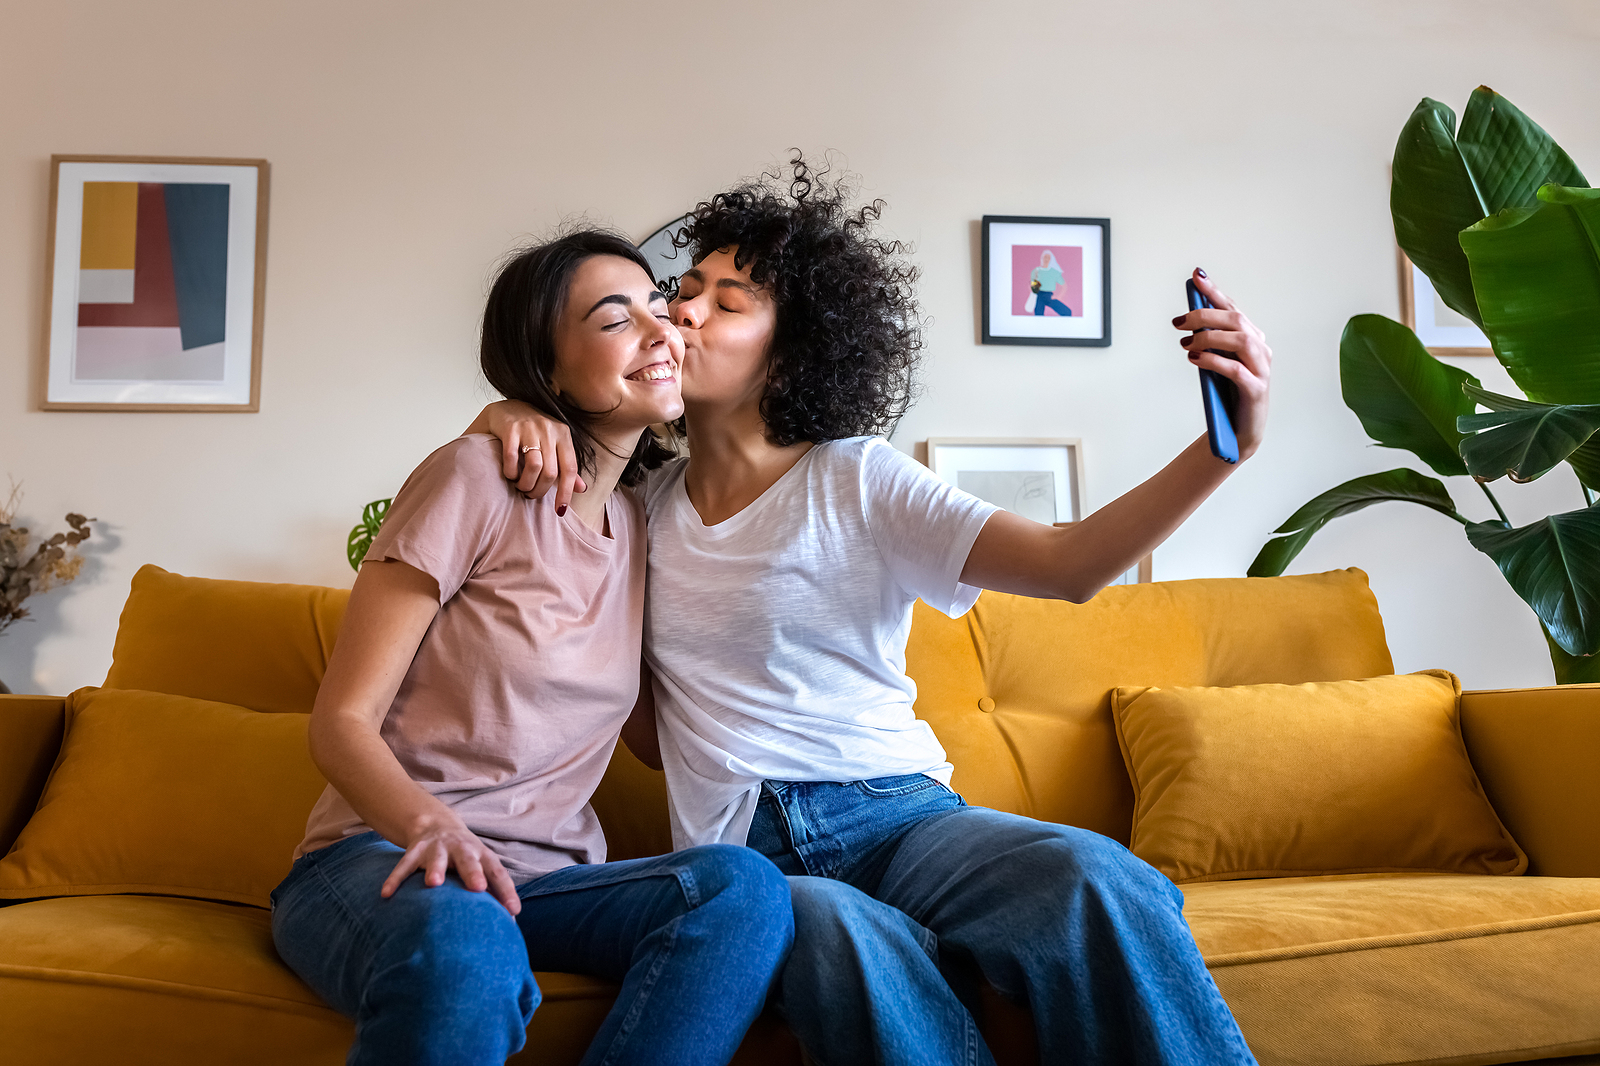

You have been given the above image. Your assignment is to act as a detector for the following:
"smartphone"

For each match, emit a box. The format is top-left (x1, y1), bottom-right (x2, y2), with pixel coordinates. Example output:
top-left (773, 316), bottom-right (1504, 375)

top-left (1187, 279), bottom-right (1239, 465)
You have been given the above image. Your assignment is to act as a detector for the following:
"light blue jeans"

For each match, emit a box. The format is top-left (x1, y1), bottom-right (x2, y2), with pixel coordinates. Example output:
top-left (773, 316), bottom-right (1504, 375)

top-left (271, 832), bottom-right (793, 1066)
top-left (751, 776), bottom-right (1257, 1066)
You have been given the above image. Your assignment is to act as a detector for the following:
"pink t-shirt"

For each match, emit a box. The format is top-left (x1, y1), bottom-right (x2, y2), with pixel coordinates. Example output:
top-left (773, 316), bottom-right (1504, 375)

top-left (296, 434), bottom-right (646, 882)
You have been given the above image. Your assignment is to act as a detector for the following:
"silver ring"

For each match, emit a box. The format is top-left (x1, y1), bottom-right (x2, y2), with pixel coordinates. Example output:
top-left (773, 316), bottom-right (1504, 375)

top-left (521, 444), bottom-right (540, 454)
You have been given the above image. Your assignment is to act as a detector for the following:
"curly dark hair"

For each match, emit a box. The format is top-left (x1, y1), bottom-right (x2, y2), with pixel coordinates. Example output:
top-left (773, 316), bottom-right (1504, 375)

top-left (674, 154), bottom-right (923, 445)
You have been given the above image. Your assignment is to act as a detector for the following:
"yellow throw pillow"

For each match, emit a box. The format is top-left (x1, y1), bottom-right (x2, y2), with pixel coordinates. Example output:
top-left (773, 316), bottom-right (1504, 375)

top-left (1112, 671), bottom-right (1526, 884)
top-left (0, 687), bottom-right (327, 908)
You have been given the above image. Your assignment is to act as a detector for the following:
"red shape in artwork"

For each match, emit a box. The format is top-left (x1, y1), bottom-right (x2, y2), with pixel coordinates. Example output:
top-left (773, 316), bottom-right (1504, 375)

top-left (79, 183), bottom-right (180, 327)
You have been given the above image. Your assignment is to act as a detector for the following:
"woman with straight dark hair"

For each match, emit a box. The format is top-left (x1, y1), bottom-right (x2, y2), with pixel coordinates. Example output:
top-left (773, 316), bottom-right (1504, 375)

top-left (270, 229), bottom-right (792, 1066)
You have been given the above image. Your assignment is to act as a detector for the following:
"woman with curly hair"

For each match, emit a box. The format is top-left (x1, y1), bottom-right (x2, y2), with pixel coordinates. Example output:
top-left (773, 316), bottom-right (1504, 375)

top-left (462, 158), bottom-right (1270, 1065)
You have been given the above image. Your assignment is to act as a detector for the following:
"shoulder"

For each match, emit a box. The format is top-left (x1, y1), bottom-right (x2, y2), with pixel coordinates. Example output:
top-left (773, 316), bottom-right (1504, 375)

top-left (397, 435), bottom-right (518, 510)
top-left (642, 455), bottom-right (688, 516)
top-left (805, 435), bottom-right (929, 489)
top-left (850, 437), bottom-right (926, 481)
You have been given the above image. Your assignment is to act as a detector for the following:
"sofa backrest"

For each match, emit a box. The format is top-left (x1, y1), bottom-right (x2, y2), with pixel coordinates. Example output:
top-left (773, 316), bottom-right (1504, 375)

top-left (100, 564), bottom-right (1392, 855)
top-left (903, 568), bottom-right (1393, 842)
top-left (105, 565), bottom-right (349, 714)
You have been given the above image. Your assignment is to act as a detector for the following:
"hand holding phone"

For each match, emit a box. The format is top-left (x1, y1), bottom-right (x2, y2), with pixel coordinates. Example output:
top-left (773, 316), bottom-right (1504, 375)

top-left (1187, 278), bottom-right (1240, 465)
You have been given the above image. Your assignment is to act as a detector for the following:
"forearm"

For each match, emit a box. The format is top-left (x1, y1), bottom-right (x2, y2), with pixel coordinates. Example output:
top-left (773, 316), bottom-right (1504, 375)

top-left (962, 435), bottom-right (1236, 602)
top-left (308, 713), bottom-right (463, 846)
top-left (1063, 434), bottom-right (1234, 593)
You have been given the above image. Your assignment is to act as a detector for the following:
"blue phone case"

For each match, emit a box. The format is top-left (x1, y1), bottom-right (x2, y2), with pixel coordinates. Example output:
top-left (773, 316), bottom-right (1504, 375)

top-left (1187, 279), bottom-right (1238, 465)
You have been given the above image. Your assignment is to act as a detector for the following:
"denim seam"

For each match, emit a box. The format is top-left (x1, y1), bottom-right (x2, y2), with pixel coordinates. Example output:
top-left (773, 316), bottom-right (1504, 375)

top-left (593, 898), bottom-right (682, 1066)
top-left (765, 788), bottom-right (816, 876)
top-left (307, 860), bottom-right (380, 962)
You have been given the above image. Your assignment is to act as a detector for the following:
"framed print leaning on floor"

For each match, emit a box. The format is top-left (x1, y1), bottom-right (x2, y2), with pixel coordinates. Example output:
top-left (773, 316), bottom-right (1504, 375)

top-left (1396, 247), bottom-right (1491, 358)
top-left (981, 215), bottom-right (1110, 347)
top-left (40, 155), bottom-right (270, 411)
top-left (926, 437), bottom-right (1086, 524)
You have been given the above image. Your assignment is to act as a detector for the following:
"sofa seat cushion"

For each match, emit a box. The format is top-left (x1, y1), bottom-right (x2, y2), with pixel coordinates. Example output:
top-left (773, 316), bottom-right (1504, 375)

top-left (0, 895), bottom-right (634, 1066)
top-left (1183, 874), bottom-right (1600, 1066)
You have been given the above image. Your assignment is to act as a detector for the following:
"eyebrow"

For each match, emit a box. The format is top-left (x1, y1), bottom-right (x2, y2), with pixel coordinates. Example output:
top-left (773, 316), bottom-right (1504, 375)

top-left (583, 290), bottom-right (667, 319)
top-left (680, 268), bottom-right (760, 298)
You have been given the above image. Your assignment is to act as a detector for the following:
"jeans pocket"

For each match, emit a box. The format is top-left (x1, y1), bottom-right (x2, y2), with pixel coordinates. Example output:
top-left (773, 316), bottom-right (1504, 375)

top-left (854, 773), bottom-right (941, 798)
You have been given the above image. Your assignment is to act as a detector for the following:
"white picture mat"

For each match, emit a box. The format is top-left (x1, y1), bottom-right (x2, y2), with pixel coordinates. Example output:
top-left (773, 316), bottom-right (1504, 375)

top-left (986, 220), bottom-right (1104, 340)
top-left (48, 161), bottom-right (260, 406)
top-left (927, 439), bottom-right (1083, 523)
top-left (1411, 262), bottom-right (1490, 350)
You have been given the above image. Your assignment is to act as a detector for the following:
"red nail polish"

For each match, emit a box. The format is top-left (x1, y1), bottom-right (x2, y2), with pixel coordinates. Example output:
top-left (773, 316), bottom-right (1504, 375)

top-left (1180, 336), bottom-right (1193, 347)
top-left (1172, 315), bottom-right (1187, 327)
top-left (1196, 267), bottom-right (1208, 279)
top-left (556, 505), bottom-right (568, 517)
top-left (1188, 353), bottom-right (1201, 361)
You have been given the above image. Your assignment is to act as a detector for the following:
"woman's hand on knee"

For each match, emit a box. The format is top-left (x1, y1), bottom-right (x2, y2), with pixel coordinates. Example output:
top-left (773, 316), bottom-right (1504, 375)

top-left (382, 819), bottom-right (523, 916)
top-left (469, 400), bottom-right (585, 510)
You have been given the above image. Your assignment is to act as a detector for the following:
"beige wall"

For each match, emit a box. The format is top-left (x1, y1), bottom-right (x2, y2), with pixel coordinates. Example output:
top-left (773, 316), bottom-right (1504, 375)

top-left (2, 0), bottom-right (1596, 694)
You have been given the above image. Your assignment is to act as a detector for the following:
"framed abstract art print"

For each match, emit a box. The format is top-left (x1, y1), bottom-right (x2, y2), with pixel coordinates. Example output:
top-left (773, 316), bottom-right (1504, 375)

top-left (981, 215), bottom-right (1110, 347)
top-left (40, 155), bottom-right (270, 411)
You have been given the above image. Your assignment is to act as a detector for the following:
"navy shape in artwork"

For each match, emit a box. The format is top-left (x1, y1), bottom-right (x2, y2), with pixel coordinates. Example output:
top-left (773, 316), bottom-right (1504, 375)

top-left (162, 183), bottom-right (230, 350)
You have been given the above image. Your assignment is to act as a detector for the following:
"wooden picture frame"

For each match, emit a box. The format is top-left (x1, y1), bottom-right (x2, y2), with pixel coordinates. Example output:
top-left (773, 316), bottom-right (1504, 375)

top-left (981, 216), bottom-right (1110, 347)
top-left (1397, 247), bottom-right (1491, 358)
top-left (926, 437), bottom-right (1087, 524)
top-left (40, 154), bottom-right (270, 411)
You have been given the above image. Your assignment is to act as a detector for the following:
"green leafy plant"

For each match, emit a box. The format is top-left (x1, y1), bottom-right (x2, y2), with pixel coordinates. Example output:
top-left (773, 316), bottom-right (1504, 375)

top-left (1251, 87), bottom-right (1600, 683)
top-left (347, 498), bottom-right (392, 572)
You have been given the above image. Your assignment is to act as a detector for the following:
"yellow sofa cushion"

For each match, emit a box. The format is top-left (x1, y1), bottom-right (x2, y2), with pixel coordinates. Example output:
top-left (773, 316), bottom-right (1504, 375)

top-left (1184, 874), bottom-right (1600, 1066)
top-left (905, 569), bottom-right (1394, 841)
top-left (0, 895), bottom-right (799, 1066)
top-left (104, 564), bottom-right (349, 715)
top-left (0, 687), bottom-right (326, 908)
top-left (1112, 670), bottom-right (1525, 883)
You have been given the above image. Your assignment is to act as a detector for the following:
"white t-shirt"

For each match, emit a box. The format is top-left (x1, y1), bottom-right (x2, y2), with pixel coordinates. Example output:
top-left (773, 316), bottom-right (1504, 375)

top-left (642, 436), bottom-right (999, 849)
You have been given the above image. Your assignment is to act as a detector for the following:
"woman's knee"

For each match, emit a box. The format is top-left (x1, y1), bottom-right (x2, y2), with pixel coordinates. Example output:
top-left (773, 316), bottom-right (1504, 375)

top-left (376, 887), bottom-right (536, 1009)
top-left (1028, 826), bottom-right (1182, 910)
top-left (681, 844), bottom-right (790, 907)
top-left (676, 844), bottom-right (794, 949)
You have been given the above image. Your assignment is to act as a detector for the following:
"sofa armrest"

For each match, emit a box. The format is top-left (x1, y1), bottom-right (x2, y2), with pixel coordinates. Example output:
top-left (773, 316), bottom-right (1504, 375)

top-left (0, 695), bottom-right (66, 857)
top-left (1460, 684), bottom-right (1600, 877)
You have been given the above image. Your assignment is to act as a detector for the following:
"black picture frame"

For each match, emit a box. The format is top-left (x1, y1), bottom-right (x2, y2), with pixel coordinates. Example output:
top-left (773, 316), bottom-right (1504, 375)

top-left (980, 215), bottom-right (1110, 347)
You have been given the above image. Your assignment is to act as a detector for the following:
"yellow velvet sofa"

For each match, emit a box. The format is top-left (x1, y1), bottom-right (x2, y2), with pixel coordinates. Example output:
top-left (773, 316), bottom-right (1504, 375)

top-left (2, 563), bottom-right (1598, 1066)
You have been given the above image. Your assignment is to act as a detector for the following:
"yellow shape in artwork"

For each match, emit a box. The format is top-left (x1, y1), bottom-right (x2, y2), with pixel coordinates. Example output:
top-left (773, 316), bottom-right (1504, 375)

top-left (80, 182), bottom-right (139, 270)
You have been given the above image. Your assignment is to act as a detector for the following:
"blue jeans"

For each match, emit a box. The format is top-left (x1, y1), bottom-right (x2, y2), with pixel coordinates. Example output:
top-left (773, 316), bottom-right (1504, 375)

top-left (271, 831), bottom-right (793, 1066)
top-left (1034, 291), bottom-right (1073, 316)
top-left (750, 776), bottom-right (1256, 1066)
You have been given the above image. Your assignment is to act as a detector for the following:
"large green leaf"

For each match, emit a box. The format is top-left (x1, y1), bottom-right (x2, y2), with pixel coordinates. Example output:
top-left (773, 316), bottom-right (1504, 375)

top-left (1391, 88), bottom-right (1587, 327)
top-left (1341, 314), bottom-right (1479, 476)
top-left (1467, 504), bottom-right (1600, 657)
top-left (1458, 403), bottom-right (1600, 484)
top-left (1461, 185), bottom-right (1600, 405)
top-left (1249, 468), bottom-right (1462, 578)
top-left (1392, 98), bottom-right (1486, 326)
top-left (1456, 89), bottom-right (1587, 216)
top-left (1463, 383), bottom-right (1600, 489)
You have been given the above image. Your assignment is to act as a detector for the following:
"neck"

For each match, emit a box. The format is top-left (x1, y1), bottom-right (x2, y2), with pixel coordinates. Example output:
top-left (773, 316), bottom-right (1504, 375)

top-left (681, 397), bottom-right (812, 526)
top-left (566, 429), bottom-right (635, 533)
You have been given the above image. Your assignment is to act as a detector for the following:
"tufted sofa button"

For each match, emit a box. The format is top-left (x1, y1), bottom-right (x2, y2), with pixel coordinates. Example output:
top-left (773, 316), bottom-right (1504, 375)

top-left (977, 697), bottom-right (995, 713)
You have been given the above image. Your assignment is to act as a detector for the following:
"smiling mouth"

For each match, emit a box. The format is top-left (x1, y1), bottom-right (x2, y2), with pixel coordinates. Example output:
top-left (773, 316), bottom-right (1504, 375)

top-left (626, 362), bottom-right (677, 382)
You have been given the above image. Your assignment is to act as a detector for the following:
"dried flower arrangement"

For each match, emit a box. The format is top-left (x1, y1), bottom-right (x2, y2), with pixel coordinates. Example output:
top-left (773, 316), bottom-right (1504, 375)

top-left (1, 482), bottom-right (95, 638)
